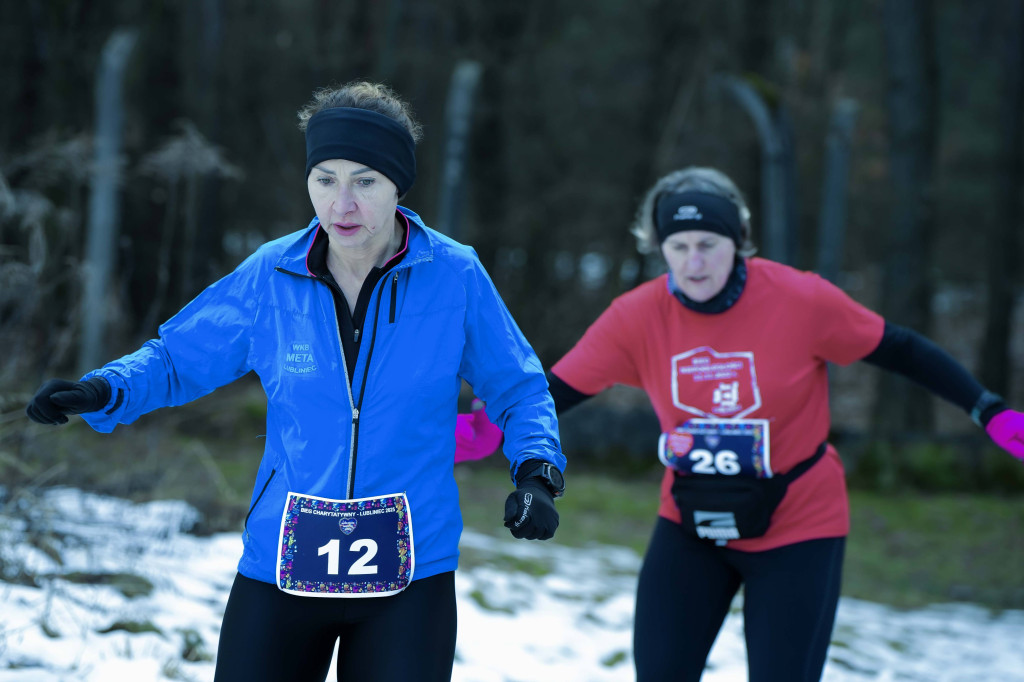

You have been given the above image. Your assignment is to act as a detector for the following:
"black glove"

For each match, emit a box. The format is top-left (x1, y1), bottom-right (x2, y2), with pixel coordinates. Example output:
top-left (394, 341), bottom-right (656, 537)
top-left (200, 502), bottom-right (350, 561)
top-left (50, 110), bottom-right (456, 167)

top-left (503, 459), bottom-right (561, 540)
top-left (26, 377), bottom-right (112, 425)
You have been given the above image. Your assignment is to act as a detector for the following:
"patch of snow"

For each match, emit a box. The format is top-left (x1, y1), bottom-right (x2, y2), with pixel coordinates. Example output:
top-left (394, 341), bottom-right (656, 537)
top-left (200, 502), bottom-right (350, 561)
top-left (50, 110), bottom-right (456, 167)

top-left (0, 489), bottom-right (1021, 681)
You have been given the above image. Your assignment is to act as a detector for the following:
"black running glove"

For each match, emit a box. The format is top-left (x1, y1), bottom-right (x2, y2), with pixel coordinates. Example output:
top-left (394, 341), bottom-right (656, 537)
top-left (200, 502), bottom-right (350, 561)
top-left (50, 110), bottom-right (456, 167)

top-left (503, 459), bottom-right (561, 540)
top-left (26, 377), bottom-right (111, 425)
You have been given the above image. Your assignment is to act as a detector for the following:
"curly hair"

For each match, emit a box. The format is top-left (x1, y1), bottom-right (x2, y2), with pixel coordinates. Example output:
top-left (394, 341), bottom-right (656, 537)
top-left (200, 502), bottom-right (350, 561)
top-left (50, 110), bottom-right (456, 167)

top-left (297, 81), bottom-right (423, 144)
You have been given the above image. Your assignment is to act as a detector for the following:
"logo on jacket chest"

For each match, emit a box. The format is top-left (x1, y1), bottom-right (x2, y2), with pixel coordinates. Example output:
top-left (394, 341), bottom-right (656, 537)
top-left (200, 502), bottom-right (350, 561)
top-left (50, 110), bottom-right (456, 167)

top-left (284, 342), bottom-right (319, 375)
top-left (670, 346), bottom-right (761, 418)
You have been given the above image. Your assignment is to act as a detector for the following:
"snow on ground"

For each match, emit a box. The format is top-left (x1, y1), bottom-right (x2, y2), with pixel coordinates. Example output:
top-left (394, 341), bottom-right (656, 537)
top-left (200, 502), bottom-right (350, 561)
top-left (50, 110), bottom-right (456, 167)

top-left (0, 488), bottom-right (1022, 681)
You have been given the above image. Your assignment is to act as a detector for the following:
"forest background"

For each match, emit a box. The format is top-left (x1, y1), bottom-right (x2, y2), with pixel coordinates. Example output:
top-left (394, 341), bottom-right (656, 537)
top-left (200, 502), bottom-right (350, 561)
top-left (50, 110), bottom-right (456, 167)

top-left (1, 0), bottom-right (1023, 608)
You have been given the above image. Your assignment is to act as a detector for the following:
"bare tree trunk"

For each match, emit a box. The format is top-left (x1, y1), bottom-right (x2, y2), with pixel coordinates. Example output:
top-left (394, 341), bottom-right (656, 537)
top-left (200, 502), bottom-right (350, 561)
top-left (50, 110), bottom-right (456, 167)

top-left (468, 2), bottom-right (538, 272)
top-left (376, 0), bottom-right (403, 81)
top-left (719, 76), bottom-right (791, 265)
top-left (79, 29), bottom-right (137, 375)
top-left (875, 0), bottom-right (939, 435)
top-left (619, 0), bottom-right (711, 292)
top-left (979, 0), bottom-right (1024, 397)
top-left (736, 0), bottom-right (777, 249)
top-left (815, 98), bottom-right (859, 284)
top-left (140, 179), bottom-right (179, 337)
top-left (436, 60), bottom-right (483, 241)
top-left (181, 0), bottom-right (224, 302)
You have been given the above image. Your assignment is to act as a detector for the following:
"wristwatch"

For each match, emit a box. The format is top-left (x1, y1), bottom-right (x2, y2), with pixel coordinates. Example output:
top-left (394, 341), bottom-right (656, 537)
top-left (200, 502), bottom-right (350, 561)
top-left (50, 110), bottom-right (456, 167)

top-left (534, 462), bottom-right (565, 498)
top-left (971, 390), bottom-right (1006, 427)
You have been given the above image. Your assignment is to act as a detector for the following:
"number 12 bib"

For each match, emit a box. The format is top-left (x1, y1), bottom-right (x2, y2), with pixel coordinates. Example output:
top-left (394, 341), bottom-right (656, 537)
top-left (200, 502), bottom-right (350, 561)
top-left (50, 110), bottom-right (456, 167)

top-left (277, 491), bottom-right (414, 598)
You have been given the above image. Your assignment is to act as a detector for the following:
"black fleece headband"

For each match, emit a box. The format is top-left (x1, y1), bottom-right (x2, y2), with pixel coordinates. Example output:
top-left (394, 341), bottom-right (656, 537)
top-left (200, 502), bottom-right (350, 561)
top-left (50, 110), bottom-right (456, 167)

top-left (655, 191), bottom-right (743, 246)
top-left (305, 108), bottom-right (417, 196)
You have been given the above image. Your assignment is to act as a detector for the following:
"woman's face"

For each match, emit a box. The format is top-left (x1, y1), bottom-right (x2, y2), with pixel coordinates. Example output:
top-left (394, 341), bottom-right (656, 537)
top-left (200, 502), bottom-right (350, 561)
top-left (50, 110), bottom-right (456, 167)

top-left (660, 230), bottom-right (737, 302)
top-left (307, 158), bottom-right (399, 256)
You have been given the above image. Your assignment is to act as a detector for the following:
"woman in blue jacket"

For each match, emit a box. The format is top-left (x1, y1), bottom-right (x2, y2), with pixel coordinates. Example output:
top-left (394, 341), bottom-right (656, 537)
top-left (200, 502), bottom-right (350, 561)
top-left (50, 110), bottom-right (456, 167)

top-left (26, 80), bottom-right (566, 682)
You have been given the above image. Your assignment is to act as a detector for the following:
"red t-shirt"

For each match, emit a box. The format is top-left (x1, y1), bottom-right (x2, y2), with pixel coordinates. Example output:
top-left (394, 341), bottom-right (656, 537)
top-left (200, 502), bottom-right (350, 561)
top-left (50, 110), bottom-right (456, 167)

top-left (552, 258), bottom-right (884, 551)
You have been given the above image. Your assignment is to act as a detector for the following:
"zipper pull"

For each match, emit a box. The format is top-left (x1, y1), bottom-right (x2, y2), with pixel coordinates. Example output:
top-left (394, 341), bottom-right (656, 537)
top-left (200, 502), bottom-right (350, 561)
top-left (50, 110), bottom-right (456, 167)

top-left (354, 328), bottom-right (361, 343)
top-left (352, 407), bottom-right (359, 424)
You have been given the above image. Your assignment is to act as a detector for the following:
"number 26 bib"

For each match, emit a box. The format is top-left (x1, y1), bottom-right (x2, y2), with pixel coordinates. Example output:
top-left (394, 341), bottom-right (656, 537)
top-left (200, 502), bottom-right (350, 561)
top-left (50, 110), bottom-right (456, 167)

top-left (658, 418), bottom-right (772, 478)
top-left (659, 418), bottom-right (823, 544)
top-left (277, 491), bottom-right (414, 597)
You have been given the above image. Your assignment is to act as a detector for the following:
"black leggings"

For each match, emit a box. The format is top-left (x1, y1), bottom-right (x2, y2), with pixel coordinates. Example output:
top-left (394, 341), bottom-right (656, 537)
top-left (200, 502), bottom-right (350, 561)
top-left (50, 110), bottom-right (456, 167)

top-left (634, 517), bottom-right (845, 682)
top-left (214, 571), bottom-right (457, 682)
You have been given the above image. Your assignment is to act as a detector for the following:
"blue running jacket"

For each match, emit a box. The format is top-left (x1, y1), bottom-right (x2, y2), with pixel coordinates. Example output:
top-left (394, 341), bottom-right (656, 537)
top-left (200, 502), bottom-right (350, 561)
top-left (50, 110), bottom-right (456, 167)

top-left (81, 207), bottom-right (564, 585)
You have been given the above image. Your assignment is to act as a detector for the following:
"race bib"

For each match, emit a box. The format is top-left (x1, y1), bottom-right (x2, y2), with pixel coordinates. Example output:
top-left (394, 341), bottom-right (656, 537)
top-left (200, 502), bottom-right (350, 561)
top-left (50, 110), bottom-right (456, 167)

top-left (658, 419), bottom-right (772, 478)
top-left (277, 492), bottom-right (414, 598)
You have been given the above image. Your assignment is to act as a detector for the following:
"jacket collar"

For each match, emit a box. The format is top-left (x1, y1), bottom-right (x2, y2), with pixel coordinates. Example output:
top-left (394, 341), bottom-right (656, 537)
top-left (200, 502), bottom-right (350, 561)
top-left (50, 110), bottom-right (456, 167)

top-left (274, 206), bottom-right (436, 276)
top-left (396, 206), bottom-right (435, 268)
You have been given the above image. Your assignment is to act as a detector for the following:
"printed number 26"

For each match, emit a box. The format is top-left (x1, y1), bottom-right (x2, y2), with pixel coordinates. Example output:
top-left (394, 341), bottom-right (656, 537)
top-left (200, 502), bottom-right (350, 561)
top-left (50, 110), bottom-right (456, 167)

top-left (317, 538), bottom-right (379, 575)
top-left (690, 449), bottom-right (741, 475)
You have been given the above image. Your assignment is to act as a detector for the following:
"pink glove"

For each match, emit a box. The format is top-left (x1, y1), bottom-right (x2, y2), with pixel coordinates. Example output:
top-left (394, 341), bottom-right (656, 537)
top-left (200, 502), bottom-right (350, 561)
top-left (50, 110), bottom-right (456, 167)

top-left (454, 399), bottom-right (504, 463)
top-left (986, 409), bottom-right (1024, 461)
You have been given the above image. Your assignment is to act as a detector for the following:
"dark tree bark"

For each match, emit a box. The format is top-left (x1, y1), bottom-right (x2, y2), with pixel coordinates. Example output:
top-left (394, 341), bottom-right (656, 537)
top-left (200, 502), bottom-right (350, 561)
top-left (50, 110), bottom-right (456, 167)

top-left (875, 0), bottom-right (940, 435)
top-left (80, 29), bottom-right (137, 374)
top-left (979, 0), bottom-right (1024, 397)
top-left (622, 0), bottom-right (710, 290)
top-left (180, 0), bottom-right (225, 302)
top-left (735, 0), bottom-right (778, 248)
top-left (466, 2), bottom-right (538, 273)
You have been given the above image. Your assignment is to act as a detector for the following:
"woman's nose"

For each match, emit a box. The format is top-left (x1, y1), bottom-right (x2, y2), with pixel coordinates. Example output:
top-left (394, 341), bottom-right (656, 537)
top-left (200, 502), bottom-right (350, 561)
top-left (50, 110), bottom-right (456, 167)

top-left (332, 186), bottom-right (356, 214)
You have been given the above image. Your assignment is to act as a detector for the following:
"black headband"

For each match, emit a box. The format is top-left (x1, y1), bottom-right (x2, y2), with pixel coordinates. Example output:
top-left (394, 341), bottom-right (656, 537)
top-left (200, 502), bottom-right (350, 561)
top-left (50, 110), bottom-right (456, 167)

top-left (305, 107), bottom-right (417, 196)
top-left (655, 191), bottom-right (743, 246)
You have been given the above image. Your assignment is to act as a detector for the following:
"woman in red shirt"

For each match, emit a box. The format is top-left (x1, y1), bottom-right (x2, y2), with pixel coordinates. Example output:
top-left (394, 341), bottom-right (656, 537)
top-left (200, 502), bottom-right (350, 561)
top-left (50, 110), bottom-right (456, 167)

top-left (470, 166), bottom-right (1024, 681)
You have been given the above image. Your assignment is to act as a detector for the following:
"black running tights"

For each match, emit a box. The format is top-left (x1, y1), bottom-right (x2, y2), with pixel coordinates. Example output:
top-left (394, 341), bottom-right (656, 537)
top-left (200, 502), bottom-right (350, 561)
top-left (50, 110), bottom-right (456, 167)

top-left (634, 517), bottom-right (845, 682)
top-left (213, 571), bottom-right (457, 682)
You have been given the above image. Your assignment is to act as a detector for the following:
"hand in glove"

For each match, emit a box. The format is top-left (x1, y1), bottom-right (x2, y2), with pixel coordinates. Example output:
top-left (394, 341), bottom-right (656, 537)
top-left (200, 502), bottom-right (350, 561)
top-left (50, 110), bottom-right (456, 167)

top-left (26, 377), bottom-right (111, 425)
top-left (454, 399), bottom-right (504, 463)
top-left (986, 409), bottom-right (1024, 461)
top-left (503, 459), bottom-right (562, 540)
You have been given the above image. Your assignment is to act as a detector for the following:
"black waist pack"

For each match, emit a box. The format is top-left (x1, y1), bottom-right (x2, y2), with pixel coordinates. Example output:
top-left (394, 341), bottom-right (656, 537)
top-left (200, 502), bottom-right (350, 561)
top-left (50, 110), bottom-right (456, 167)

top-left (671, 443), bottom-right (826, 544)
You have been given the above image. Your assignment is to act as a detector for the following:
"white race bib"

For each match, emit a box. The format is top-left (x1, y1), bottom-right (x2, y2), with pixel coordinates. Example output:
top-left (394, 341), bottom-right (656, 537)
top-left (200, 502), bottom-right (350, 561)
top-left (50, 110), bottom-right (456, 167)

top-left (277, 491), bottom-right (414, 597)
top-left (659, 419), bottom-right (772, 478)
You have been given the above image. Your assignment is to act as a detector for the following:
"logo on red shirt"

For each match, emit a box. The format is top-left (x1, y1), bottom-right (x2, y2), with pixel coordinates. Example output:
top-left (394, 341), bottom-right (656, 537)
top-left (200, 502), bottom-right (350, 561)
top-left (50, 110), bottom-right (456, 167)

top-left (671, 346), bottom-right (761, 418)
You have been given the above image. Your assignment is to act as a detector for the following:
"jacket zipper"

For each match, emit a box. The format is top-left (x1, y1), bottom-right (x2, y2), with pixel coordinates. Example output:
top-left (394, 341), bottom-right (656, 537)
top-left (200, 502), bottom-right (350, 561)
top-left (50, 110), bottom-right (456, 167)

top-left (275, 265), bottom-right (362, 499)
top-left (244, 468), bottom-right (277, 540)
top-left (347, 279), bottom-right (388, 497)
top-left (274, 264), bottom-right (399, 500)
top-left (389, 272), bottom-right (398, 323)
top-left (329, 289), bottom-right (360, 499)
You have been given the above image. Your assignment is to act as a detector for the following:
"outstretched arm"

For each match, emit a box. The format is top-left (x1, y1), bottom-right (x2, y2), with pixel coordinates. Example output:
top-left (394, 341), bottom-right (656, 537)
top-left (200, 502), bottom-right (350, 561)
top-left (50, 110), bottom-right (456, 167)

top-left (862, 321), bottom-right (1023, 460)
top-left (547, 372), bottom-right (596, 415)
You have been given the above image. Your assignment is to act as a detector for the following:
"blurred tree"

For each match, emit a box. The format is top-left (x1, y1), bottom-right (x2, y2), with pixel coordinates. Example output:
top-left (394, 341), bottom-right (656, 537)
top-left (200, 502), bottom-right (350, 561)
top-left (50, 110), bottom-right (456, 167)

top-left (979, 0), bottom-right (1023, 398)
top-left (79, 29), bottom-right (137, 374)
top-left (178, 0), bottom-right (226, 301)
top-left (814, 98), bottom-right (859, 284)
top-left (435, 59), bottom-right (483, 241)
top-left (1, 0), bottom-right (1020, 466)
top-left (136, 121), bottom-right (242, 340)
top-left (875, 0), bottom-right (940, 436)
top-left (619, 0), bottom-right (712, 287)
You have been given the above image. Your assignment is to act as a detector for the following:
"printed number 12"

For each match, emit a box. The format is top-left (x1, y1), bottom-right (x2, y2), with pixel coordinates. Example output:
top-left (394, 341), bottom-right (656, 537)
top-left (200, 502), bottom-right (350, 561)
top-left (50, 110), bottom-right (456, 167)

top-left (318, 538), bottom-right (379, 575)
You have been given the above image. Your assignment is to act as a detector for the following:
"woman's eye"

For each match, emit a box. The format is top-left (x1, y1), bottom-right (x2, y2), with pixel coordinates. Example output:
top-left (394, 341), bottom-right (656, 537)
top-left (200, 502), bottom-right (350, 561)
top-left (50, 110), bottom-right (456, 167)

top-left (316, 176), bottom-right (333, 186)
top-left (356, 177), bottom-right (375, 188)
